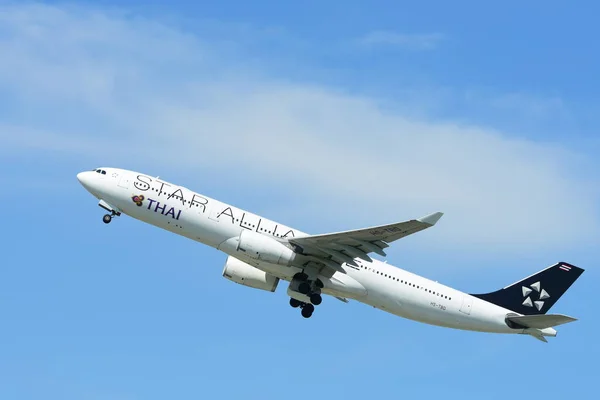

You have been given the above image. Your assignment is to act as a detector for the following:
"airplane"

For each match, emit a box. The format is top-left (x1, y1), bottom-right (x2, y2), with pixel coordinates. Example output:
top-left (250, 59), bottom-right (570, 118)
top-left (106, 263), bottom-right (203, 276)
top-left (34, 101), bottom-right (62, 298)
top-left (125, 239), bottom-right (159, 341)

top-left (77, 167), bottom-right (584, 342)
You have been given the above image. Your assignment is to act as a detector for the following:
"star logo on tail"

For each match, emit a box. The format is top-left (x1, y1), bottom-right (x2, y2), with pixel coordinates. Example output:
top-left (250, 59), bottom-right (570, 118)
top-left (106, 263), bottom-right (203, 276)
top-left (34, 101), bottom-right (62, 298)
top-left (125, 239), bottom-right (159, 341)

top-left (522, 281), bottom-right (550, 311)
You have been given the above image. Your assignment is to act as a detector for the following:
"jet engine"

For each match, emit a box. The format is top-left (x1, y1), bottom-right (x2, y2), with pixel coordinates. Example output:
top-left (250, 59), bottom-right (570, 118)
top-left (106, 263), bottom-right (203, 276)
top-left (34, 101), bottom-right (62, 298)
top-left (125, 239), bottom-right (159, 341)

top-left (237, 230), bottom-right (297, 266)
top-left (222, 256), bottom-right (280, 292)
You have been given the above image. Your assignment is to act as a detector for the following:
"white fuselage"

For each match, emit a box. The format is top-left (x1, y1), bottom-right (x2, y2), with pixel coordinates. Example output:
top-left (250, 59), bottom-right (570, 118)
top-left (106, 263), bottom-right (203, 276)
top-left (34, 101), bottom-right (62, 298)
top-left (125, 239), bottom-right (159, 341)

top-left (77, 168), bottom-right (527, 335)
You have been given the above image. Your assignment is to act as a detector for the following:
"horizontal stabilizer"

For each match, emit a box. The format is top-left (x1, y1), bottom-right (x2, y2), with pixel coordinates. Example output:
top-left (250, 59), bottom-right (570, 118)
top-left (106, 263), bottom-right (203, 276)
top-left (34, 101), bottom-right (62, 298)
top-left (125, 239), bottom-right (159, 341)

top-left (507, 314), bottom-right (577, 329)
top-left (528, 333), bottom-right (548, 343)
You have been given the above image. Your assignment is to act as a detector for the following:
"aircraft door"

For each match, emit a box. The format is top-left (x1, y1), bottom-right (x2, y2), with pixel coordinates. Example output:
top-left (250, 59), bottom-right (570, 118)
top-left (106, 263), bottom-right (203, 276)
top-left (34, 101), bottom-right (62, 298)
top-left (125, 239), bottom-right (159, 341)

top-left (118, 173), bottom-right (130, 189)
top-left (459, 296), bottom-right (473, 315)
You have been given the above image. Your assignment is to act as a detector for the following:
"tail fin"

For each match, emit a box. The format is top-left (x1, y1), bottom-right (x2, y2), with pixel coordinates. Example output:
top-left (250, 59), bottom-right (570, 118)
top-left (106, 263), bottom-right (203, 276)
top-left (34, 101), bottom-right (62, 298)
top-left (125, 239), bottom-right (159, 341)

top-left (471, 262), bottom-right (584, 315)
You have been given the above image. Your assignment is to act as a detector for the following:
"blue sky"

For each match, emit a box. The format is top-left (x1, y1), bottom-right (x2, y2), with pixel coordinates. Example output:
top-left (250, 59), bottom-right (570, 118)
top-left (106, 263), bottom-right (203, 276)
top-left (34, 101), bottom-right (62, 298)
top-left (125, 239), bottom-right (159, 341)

top-left (1, 1), bottom-right (599, 399)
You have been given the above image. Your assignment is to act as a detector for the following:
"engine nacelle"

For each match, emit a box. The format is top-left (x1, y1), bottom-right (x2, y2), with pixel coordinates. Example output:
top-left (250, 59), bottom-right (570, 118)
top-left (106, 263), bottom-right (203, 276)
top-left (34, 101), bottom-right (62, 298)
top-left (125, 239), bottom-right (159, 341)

top-left (237, 229), bottom-right (297, 266)
top-left (222, 256), bottom-right (280, 292)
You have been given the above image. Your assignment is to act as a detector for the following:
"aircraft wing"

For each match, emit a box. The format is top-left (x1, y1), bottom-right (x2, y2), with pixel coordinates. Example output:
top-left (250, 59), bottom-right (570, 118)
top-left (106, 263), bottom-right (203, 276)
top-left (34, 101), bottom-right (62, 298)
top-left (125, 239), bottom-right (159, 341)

top-left (287, 212), bottom-right (443, 269)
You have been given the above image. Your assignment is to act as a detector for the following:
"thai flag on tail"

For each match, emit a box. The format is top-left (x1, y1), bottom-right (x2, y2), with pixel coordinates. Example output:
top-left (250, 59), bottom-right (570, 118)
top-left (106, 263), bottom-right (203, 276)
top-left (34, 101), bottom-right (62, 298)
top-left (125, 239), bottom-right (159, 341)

top-left (559, 264), bottom-right (572, 272)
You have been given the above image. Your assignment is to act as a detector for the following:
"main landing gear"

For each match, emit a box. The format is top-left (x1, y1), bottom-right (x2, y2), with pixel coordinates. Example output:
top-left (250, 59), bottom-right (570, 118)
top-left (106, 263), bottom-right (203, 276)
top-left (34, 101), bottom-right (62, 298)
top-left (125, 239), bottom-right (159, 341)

top-left (289, 298), bottom-right (316, 318)
top-left (289, 272), bottom-right (323, 319)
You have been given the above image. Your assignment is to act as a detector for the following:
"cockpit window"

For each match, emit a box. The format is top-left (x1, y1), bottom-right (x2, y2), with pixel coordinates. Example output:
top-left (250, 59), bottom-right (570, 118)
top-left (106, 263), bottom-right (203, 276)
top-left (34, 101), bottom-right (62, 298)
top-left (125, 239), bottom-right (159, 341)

top-left (101, 170), bottom-right (106, 175)
top-left (92, 168), bottom-right (106, 174)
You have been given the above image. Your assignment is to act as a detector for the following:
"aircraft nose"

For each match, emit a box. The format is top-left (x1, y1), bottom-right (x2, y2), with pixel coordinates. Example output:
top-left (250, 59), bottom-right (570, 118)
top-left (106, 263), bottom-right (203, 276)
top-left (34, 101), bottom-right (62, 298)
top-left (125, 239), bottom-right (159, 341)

top-left (77, 171), bottom-right (94, 191)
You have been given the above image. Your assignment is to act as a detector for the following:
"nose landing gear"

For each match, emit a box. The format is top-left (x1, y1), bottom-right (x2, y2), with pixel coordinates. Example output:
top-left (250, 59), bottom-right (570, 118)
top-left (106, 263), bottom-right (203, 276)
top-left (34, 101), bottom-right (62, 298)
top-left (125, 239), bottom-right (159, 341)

top-left (98, 200), bottom-right (120, 225)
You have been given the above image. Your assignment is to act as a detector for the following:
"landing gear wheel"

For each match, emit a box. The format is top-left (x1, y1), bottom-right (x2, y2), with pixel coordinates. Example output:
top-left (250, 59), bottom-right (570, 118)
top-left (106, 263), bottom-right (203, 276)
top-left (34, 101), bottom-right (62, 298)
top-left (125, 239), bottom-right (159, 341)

top-left (301, 303), bottom-right (315, 318)
top-left (102, 214), bottom-right (112, 224)
top-left (293, 272), bottom-right (309, 281)
top-left (309, 293), bottom-right (322, 305)
top-left (298, 282), bottom-right (311, 294)
top-left (289, 298), bottom-right (302, 308)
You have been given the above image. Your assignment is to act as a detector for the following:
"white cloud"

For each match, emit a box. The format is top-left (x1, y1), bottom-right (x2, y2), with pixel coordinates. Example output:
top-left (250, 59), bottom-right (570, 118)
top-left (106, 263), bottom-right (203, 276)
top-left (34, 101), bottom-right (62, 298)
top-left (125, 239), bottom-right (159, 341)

top-left (357, 31), bottom-right (444, 50)
top-left (0, 3), bottom-right (598, 253)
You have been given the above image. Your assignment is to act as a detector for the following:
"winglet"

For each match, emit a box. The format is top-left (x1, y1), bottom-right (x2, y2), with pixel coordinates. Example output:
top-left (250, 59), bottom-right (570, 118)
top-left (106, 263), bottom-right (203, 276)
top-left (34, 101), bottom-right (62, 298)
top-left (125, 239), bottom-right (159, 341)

top-left (417, 212), bottom-right (444, 226)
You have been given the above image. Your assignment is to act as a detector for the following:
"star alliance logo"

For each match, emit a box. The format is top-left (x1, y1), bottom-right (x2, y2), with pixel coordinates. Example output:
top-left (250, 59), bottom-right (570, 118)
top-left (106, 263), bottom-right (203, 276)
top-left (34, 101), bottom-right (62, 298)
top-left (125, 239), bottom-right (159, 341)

top-left (522, 281), bottom-right (550, 311)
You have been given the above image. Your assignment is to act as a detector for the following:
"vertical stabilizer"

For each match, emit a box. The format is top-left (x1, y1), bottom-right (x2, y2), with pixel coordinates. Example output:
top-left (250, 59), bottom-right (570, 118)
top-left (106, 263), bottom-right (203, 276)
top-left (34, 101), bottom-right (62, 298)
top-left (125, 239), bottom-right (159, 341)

top-left (471, 262), bottom-right (584, 315)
